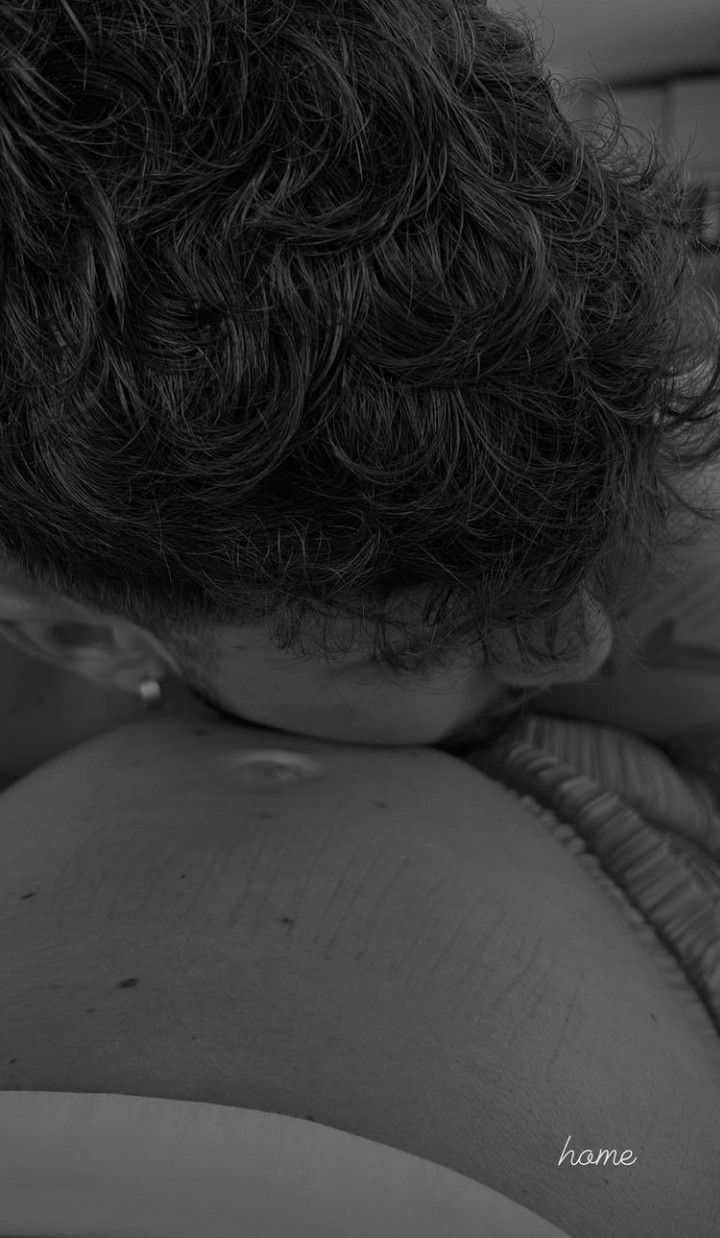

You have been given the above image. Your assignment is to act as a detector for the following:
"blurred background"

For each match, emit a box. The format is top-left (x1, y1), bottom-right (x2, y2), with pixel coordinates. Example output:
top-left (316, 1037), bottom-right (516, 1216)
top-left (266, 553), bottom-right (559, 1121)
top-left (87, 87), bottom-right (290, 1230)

top-left (497, 0), bottom-right (720, 280)
top-left (0, 0), bottom-right (718, 785)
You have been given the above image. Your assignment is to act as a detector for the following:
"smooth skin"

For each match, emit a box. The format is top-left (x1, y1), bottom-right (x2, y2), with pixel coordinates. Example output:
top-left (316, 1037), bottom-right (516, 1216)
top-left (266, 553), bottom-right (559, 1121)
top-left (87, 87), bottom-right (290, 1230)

top-left (1, 701), bottom-right (719, 1238)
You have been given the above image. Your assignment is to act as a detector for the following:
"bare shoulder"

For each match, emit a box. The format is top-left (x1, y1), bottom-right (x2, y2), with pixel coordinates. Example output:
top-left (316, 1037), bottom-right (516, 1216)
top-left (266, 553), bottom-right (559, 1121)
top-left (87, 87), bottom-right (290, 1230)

top-left (0, 712), bottom-right (719, 1237)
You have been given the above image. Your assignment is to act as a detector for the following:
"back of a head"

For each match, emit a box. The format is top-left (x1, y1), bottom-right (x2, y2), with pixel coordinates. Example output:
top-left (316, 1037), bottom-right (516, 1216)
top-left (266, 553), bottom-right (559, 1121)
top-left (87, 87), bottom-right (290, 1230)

top-left (0, 0), bottom-right (719, 675)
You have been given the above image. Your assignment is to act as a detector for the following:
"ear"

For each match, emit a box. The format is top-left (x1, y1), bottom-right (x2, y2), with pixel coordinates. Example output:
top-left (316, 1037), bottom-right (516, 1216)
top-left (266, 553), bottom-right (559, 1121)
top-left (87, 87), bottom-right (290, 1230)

top-left (0, 575), bottom-right (183, 693)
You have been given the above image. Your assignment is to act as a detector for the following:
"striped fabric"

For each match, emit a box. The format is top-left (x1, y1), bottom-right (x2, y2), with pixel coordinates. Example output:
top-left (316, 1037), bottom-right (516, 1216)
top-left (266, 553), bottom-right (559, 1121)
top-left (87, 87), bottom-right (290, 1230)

top-left (463, 712), bottom-right (720, 1047)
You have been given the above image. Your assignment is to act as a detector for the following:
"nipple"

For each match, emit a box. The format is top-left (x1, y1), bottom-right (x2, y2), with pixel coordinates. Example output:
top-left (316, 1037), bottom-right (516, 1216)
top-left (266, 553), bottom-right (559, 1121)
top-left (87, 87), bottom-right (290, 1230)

top-left (223, 748), bottom-right (324, 790)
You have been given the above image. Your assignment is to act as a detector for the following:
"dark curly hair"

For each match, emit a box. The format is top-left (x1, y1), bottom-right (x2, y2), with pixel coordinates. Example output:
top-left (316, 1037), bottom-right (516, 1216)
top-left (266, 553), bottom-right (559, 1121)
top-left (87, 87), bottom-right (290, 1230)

top-left (1, 0), bottom-right (719, 680)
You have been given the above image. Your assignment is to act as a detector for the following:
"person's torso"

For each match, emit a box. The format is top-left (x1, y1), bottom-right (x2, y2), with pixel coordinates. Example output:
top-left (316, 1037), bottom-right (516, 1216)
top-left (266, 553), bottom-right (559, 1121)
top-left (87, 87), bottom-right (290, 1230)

top-left (1, 711), bottom-right (719, 1236)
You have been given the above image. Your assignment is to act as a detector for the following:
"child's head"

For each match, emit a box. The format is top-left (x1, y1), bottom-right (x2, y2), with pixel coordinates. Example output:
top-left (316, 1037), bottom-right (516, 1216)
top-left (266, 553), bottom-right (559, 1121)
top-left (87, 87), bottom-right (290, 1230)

top-left (0, 0), bottom-right (718, 746)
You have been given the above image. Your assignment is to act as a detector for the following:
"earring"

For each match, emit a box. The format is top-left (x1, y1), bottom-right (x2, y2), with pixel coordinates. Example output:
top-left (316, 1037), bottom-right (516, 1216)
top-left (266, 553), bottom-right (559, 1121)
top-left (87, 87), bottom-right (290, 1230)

top-left (138, 677), bottom-right (164, 709)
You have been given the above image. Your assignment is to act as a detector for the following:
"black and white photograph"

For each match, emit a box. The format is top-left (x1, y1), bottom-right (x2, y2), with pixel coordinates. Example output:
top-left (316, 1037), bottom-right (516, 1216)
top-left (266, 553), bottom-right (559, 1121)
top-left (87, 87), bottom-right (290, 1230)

top-left (0, 2), bottom-right (719, 1234)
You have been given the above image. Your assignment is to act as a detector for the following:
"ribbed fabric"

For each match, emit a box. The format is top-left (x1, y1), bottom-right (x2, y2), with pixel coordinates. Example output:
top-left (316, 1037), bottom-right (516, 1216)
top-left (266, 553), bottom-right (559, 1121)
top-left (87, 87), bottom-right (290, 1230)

top-left (463, 713), bottom-right (720, 1046)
